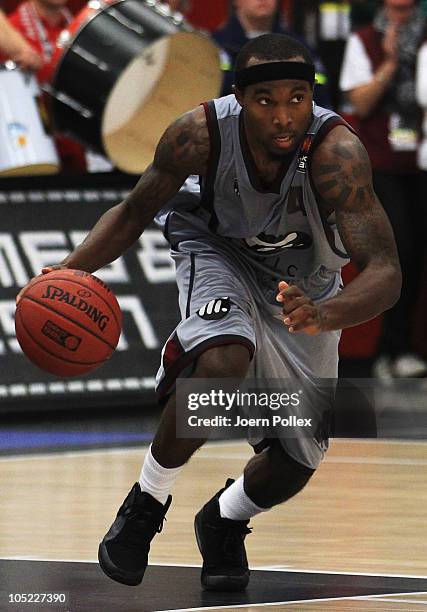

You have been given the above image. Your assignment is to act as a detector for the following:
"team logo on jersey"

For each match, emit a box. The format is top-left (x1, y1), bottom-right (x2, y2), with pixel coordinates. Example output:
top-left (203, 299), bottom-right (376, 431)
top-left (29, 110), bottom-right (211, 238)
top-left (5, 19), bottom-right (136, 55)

top-left (298, 153), bottom-right (308, 172)
top-left (297, 135), bottom-right (313, 173)
top-left (197, 298), bottom-right (231, 320)
top-left (244, 231), bottom-right (312, 253)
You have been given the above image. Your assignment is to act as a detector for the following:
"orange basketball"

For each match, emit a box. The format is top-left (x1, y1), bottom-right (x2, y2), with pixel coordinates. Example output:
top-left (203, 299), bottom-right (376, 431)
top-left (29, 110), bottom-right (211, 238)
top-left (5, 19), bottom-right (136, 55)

top-left (15, 269), bottom-right (122, 377)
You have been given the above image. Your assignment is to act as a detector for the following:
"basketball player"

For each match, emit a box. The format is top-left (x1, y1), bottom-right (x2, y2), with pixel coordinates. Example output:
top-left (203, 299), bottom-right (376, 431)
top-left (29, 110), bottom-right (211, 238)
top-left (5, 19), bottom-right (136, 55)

top-left (21, 34), bottom-right (401, 591)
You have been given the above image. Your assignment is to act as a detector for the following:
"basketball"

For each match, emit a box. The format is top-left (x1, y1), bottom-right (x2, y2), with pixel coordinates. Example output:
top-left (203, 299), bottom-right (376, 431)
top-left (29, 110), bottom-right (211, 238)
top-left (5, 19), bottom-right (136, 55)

top-left (15, 269), bottom-right (122, 377)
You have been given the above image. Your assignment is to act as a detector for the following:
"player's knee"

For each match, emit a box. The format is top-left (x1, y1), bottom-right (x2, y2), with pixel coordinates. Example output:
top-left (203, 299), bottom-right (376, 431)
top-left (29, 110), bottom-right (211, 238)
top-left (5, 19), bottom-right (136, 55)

top-left (194, 344), bottom-right (251, 379)
top-left (244, 441), bottom-right (315, 507)
top-left (268, 443), bottom-right (315, 502)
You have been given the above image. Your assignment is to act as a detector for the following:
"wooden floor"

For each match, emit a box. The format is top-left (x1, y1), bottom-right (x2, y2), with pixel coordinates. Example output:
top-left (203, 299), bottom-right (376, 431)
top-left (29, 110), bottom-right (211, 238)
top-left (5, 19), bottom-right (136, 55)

top-left (1, 438), bottom-right (427, 610)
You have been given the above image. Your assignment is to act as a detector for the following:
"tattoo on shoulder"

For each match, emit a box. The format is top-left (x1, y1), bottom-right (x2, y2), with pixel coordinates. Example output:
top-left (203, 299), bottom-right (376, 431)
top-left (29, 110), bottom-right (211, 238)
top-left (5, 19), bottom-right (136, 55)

top-left (154, 107), bottom-right (210, 177)
top-left (311, 128), bottom-right (399, 270)
top-left (312, 131), bottom-right (375, 211)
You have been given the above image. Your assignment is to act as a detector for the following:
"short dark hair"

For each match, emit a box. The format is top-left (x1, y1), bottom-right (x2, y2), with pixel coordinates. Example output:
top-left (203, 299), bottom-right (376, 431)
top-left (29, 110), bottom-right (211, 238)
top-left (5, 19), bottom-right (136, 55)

top-left (234, 33), bottom-right (313, 74)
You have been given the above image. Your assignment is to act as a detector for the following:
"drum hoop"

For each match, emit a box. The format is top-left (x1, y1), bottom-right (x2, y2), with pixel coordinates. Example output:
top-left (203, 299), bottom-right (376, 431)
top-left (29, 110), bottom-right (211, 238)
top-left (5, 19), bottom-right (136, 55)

top-left (49, 3), bottom-right (101, 86)
top-left (0, 61), bottom-right (19, 71)
top-left (49, 0), bottom-right (190, 86)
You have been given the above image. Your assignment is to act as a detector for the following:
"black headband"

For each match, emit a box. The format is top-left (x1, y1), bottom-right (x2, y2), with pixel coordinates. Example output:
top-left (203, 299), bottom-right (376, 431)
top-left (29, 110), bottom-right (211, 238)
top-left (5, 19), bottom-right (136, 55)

top-left (235, 61), bottom-right (315, 89)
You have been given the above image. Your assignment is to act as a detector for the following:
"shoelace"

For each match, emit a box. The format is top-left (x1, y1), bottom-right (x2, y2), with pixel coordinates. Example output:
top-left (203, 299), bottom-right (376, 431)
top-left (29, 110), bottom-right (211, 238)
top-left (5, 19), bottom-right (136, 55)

top-left (210, 521), bottom-right (252, 563)
top-left (117, 501), bottom-right (168, 550)
top-left (122, 503), bottom-right (168, 527)
top-left (157, 515), bottom-right (167, 534)
top-left (123, 513), bottom-right (168, 548)
top-left (224, 524), bottom-right (252, 561)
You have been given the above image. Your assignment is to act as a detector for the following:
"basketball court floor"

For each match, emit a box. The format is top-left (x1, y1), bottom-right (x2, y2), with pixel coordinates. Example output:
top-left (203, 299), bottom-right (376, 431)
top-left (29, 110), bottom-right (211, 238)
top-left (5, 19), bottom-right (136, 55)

top-left (1, 424), bottom-right (427, 611)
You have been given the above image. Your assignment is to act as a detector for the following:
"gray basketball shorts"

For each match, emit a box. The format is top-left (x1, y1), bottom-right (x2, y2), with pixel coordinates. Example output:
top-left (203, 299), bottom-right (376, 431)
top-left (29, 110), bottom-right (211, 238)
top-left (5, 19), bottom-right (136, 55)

top-left (155, 240), bottom-right (341, 469)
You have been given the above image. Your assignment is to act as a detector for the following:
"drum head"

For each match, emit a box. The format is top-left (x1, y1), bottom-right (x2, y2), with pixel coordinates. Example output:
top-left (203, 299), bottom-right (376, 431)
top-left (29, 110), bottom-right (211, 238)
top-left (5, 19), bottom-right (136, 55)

top-left (0, 163), bottom-right (58, 177)
top-left (102, 32), bottom-right (221, 173)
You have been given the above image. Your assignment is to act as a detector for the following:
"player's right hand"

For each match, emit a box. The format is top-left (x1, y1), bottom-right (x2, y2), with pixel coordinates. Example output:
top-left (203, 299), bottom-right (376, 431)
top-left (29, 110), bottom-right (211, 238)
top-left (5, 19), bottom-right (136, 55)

top-left (16, 265), bottom-right (69, 305)
top-left (276, 281), bottom-right (323, 335)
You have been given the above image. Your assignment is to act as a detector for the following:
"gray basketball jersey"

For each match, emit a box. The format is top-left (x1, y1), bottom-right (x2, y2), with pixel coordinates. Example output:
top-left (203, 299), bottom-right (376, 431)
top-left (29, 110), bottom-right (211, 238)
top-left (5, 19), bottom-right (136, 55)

top-left (158, 95), bottom-right (350, 302)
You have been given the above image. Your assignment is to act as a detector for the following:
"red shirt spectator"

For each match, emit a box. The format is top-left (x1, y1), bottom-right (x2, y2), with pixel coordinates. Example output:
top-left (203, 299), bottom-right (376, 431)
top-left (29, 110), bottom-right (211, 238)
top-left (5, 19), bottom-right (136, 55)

top-left (0, 7), bottom-right (42, 70)
top-left (8, 0), bottom-right (72, 82)
top-left (6, 0), bottom-right (87, 173)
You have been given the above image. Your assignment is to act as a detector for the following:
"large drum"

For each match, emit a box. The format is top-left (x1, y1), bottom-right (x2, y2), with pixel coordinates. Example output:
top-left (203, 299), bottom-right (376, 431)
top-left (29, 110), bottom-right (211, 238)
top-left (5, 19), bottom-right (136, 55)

top-left (0, 65), bottom-right (59, 176)
top-left (47, 0), bottom-right (222, 173)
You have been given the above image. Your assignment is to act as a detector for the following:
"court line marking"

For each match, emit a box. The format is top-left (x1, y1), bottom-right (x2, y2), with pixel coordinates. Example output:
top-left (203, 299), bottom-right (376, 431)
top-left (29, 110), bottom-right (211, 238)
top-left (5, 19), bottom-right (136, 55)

top-left (1, 557), bottom-right (427, 581)
top-left (0, 445), bottom-right (152, 462)
top-left (160, 592), bottom-right (427, 612)
top-left (0, 441), bottom-right (239, 462)
top-left (1, 437), bottom-right (427, 463)
top-left (252, 566), bottom-right (427, 579)
top-left (358, 596), bottom-right (427, 604)
top-left (197, 453), bottom-right (427, 467)
top-left (2, 449), bottom-right (426, 467)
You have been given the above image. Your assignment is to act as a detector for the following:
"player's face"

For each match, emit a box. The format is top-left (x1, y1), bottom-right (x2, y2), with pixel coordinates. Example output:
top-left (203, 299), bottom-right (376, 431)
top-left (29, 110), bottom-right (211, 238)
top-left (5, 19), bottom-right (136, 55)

top-left (235, 69), bottom-right (313, 158)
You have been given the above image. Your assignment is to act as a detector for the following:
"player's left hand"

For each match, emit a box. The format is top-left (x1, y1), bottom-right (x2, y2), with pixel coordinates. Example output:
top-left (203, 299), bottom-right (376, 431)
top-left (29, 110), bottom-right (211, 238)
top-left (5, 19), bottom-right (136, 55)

top-left (276, 281), bottom-right (323, 335)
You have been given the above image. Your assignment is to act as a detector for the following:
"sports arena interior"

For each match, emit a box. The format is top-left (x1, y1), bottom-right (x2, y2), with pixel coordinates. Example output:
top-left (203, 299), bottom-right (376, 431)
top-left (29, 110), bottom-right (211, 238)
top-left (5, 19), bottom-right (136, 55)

top-left (1, 1), bottom-right (427, 610)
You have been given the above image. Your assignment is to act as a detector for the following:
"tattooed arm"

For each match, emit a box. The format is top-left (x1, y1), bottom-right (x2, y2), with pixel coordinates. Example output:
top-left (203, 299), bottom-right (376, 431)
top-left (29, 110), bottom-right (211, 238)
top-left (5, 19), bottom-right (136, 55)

top-left (277, 126), bottom-right (401, 333)
top-left (58, 106), bottom-right (210, 273)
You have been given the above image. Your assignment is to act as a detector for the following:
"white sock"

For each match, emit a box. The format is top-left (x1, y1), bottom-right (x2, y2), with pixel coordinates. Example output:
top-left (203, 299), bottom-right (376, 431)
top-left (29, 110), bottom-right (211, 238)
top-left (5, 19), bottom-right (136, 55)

top-left (218, 475), bottom-right (269, 520)
top-left (138, 445), bottom-right (183, 505)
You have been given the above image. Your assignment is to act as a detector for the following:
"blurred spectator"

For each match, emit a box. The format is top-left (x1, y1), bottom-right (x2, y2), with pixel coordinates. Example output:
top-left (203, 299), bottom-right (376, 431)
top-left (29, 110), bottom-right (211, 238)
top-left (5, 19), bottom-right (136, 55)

top-left (212, 0), bottom-right (332, 108)
top-left (416, 13), bottom-right (427, 180)
top-left (340, 0), bottom-right (427, 379)
top-left (416, 35), bottom-right (427, 267)
top-left (7, 0), bottom-right (73, 83)
top-left (0, 7), bottom-right (42, 70)
top-left (4, 0), bottom-right (87, 174)
top-left (350, 1), bottom-right (381, 30)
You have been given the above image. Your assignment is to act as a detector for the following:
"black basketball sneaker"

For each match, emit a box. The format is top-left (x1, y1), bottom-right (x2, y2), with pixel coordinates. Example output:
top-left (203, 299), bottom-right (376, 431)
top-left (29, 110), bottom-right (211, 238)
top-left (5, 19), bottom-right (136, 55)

top-left (98, 483), bottom-right (171, 586)
top-left (194, 478), bottom-right (252, 591)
